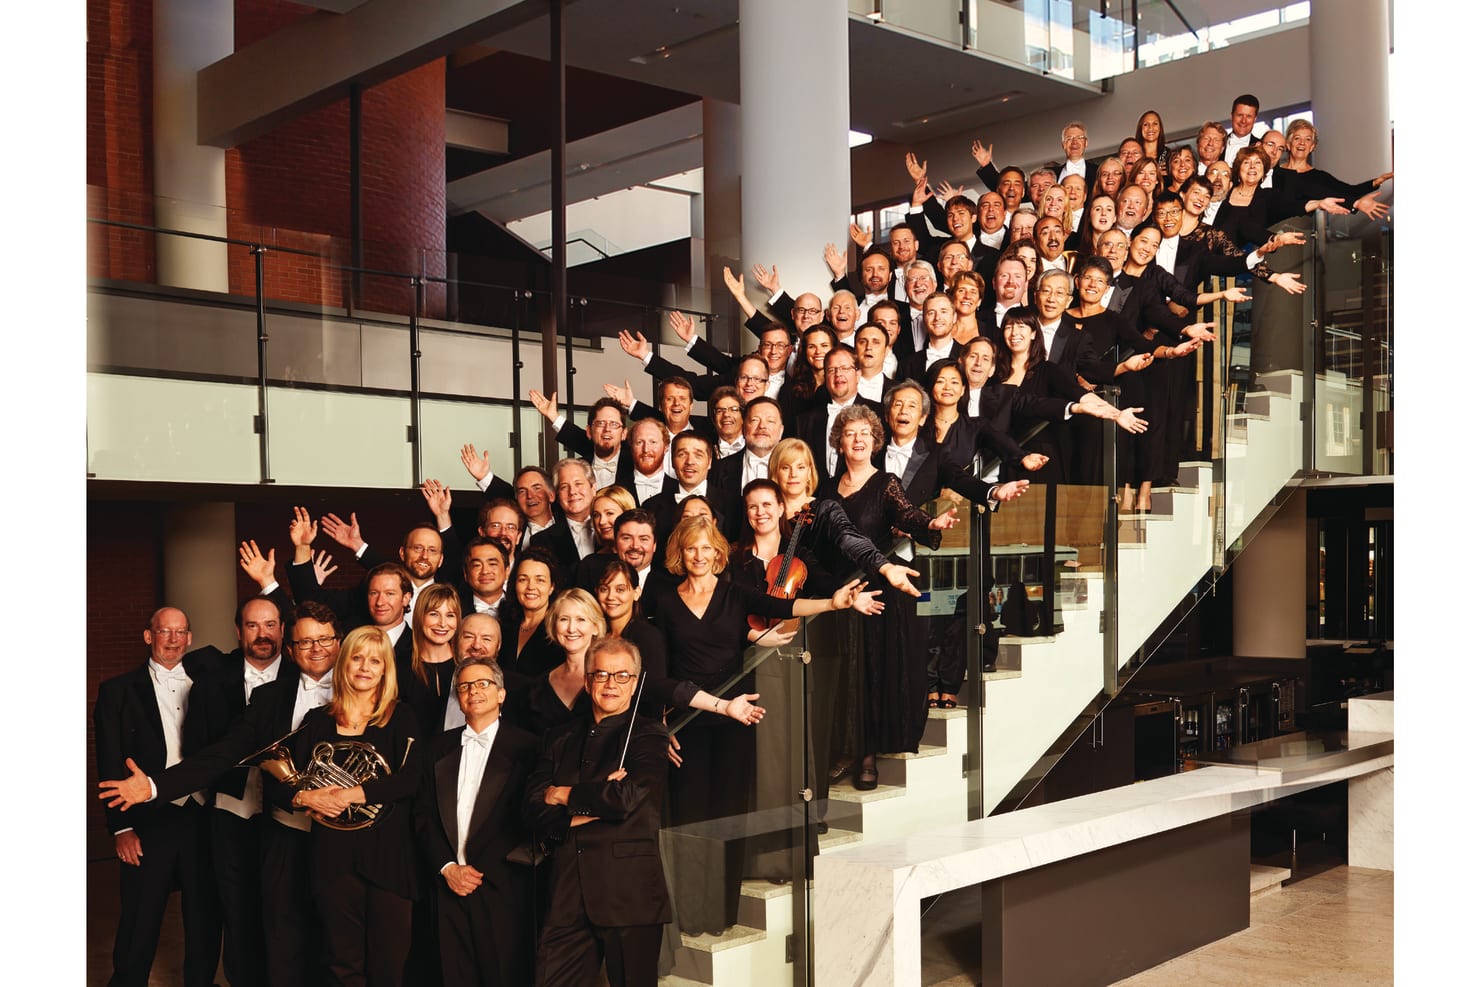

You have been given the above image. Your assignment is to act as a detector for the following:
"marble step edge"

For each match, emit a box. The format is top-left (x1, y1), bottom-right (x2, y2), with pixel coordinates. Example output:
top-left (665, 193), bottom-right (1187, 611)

top-left (1250, 864), bottom-right (1291, 897)
top-left (740, 878), bottom-right (793, 901)
top-left (828, 781), bottom-right (907, 804)
top-left (927, 705), bottom-right (969, 720)
top-left (879, 743), bottom-right (949, 762)
top-left (677, 924), bottom-right (767, 954)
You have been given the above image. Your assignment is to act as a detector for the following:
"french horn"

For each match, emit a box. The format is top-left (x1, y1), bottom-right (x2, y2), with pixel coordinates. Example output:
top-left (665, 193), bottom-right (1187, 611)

top-left (241, 734), bottom-right (393, 831)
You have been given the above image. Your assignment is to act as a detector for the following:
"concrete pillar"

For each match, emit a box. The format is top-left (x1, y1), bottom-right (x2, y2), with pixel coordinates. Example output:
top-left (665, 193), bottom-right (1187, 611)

top-left (1308, 0), bottom-right (1391, 179)
top-left (163, 502), bottom-right (239, 651)
top-left (738, 0), bottom-right (851, 311)
top-left (702, 98), bottom-right (744, 352)
top-left (1232, 488), bottom-right (1307, 659)
top-left (153, 0), bottom-right (232, 292)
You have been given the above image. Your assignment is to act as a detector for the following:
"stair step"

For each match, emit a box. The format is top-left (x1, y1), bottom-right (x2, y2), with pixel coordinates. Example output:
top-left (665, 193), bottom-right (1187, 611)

top-left (1250, 864), bottom-right (1291, 898)
top-left (828, 781), bottom-right (907, 804)
top-left (659, 975), bottom-right (710, 987)
top-left (679, 925), bottom-right (767, 953)
top-left (740, 879), bottom-right (791, 900)
top-left (1244, 391), bottom-right (1275, 416)
top-left (817, 827), bottom-right (863, 852)
top-left (1256, 369), bottom-right (1299, 395)
top-left (879, 743), bottom-right (949, 761)
top-left (983, 668), bottom-right (1023, 682)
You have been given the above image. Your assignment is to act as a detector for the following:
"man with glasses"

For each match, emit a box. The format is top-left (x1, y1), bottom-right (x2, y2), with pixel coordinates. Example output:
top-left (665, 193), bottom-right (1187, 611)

top-left (418, 656), bottom-right (539, 987)
top-left (530, 395), bottom-right (630, 490)
top-left (797, 345), bottom-right (880, 478)
top-left (897, 260), bottom-right (937, 362)
top-left (1057, 120), bottom-right (1098, 191)
top-left (1256, 129), bottom-right (1285, 188)
top-left (708, 396), bottom-right (784, 541)
top-left (707, 385), bottom-right (745, 458)
top-left (527, 636), bottom-right (671, 987)
top-left (98, 601), bottom-right (345, 987)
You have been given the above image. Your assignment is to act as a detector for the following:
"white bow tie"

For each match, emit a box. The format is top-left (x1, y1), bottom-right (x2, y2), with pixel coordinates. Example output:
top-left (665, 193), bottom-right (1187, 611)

top-left (302, 676), bottom-right (332, 693)
top-left (461, 728), bottom-right (491, 749)
top-left (245, 667), bottom-right (274, 686)
top-left (155, 666), bottom-right (188, 683)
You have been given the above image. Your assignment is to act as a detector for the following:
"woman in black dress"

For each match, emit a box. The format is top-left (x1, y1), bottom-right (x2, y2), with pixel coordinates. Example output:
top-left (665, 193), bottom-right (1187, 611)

top-left (291, 625), bottom-right (423, 987)
top-left (1269, 119), bottom-right (1391, 224)
top-left (822, 405), bottom-right (957, 789)
top-left (508, 588), bottom-right (606, 741)
top-left (1136, 109), bottom-right (1168, 175)
top-left (783, 325), bottom-right (836, 413)
top-left (498, 548), bottom-right (564, 679)
top-left (399, 583), bottom-right (462, 736)
top-left (648, 515), bottom-right (872, 935)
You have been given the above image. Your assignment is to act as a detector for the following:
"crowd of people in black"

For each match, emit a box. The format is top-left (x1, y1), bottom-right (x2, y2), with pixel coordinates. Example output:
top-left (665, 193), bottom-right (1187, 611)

top-left (94, 92), bottom-right (1391, 987)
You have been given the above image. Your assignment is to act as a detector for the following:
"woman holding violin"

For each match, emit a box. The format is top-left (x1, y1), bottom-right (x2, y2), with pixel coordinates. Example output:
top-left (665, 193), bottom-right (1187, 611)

top-left (820, 406), bottom-right (958, 790)
top-left (645, 515), bottom-right (876, 935)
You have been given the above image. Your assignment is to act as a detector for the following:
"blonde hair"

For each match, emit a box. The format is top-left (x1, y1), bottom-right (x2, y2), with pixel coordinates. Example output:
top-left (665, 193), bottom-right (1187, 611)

top-left (664, 515), bottom-right (731, 577)
top-left (593, 485), bottom-right (637, 514)
top-left (769, 438), bottom-right (819, 497)
top-left (544, 588), bottom-right (608, 644)
top-left (330, 625), bottom-right (399, 728)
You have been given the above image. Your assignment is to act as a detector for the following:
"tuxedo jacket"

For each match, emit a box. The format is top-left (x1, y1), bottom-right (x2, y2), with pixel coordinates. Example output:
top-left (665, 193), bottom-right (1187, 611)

top-left (900, 341), bottom-right (963, 388)
top-left (528, 516), bottom-right (587, 583)
top-left (555, 419), bottom-right (637, 492)
top-left (879, 440), bottom-right (1001, 512)
top-left (1040, 321), bottom-right (1085, 371)
top-left (796, 396), bottom-right (884, 482)
top-left (628, 401), bottom-right (719, 446)
top-left (416, 721), bottom-right (540, 890)
top-left (285, 563), bottom-right (415, 652)
top-left (524, 706), bottom-right (672, 928)
top-left (641, 476), bottom-right (725, 549)
top-left (1108, 269), bottom-right (1196, 337)
top-left (705, 444), bottom-right (750, 544)
top-left (183, 646), bottom-right (298, 801)
top-left (95, 653), bottom-right (216, 837)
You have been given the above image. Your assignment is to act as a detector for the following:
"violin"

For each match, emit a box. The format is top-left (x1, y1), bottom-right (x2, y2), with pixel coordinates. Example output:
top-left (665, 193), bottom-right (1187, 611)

top-left (748, 503), bottom-right (815, 634)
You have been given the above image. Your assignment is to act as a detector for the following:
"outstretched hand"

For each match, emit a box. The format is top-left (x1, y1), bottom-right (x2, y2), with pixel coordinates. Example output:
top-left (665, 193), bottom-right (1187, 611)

top-left (1021, 452), bottom-right (1050, 472)
top-left (1269, 272), bottom-right (1307, 296)
top-left (750, 263), bottom-right (781, 296)
top-left (602, 379), bottom-right (636, 410)
top-left (460, 443), bottom-right (491, 483)
top-left (992, 479), bottom-right (1030, 503)
top-left (970, 139), bottom-right (994, 169)
top-left (617, 330), bottom-right (651, 362)
top-left (528, 388), bottom-right (559, 423)
top-left (98, 757), bottom-right (152, 811)
top-left (823, 243), bottom-right (847, 281)
top-left (723, 693), bottom-right (766, 726)
top-left (320, 512), bottom-right (365, 553)
top-left (667, 310), bottom-right (697, 343)
top-left (238, 540), bottom-right (276, 588)
top-left (878, 563), bottom-right (922, 598)
top-left (905, 152), bottom-right (929, 183)
top-left (929, 506), bottom-right (960, 531)
top-left (1116, 407), bottom-right (1150, 434)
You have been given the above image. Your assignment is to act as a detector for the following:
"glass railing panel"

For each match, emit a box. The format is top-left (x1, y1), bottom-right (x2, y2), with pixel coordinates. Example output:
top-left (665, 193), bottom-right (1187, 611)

top-left (658, 602), bottom-right (814, 985)
top-left (264, 386), bottom-right (413, 487)
top-left (86, 373), bottom-right (261, 484)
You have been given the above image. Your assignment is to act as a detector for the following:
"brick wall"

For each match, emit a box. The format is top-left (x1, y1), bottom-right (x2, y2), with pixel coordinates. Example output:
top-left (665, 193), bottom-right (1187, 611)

top-left (86, 0), bottom-right (154, 283)
top-left (87, 0), bottom-right (447, 318)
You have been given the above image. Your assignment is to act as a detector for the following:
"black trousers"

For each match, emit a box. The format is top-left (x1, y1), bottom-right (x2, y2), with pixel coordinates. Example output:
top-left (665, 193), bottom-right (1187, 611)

top-left (534, 920), bottom-right (663, 987)
top-left (109, 800), bottom-right (221, 987)
top-left (315, 871), bottom-right (412, 987)
top-left (434, 874), bottom-right (534, 987)
top-left (212, 808), bottom-right (268, 987)
top-left (259, 820), bottom-right (324, 987)
top-left (668, 718), bottom-right (755, 935)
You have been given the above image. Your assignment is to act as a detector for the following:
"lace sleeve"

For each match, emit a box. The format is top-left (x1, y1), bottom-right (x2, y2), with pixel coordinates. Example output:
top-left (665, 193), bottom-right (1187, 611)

top-left (882, 474), bottom-right (943, 550)
top-left (1190, 224), bottom-right (1272, 282)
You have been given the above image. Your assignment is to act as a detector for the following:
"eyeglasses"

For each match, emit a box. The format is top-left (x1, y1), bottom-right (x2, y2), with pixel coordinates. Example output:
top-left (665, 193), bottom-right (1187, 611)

top-left (737, 374), bottom-right (767, 385)
top-left (759, 341), bottom-right (792, 351)
top-left (455, 678), bottom-right (497, 694)
top-left (714, 405), bottom-right (742, 415)
top-left (294, 636), bottom-right (339, 651)
top-left (586, 670), bottom-right (638, 684)
top-left (1064, 134), bottom-right (1087, 143)
top-left (792, 307), bottom-right (822, 318)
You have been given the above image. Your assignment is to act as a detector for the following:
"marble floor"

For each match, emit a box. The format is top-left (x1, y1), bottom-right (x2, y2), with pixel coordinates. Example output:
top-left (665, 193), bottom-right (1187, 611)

top-left (920, 850), bottom-right (1393, 987)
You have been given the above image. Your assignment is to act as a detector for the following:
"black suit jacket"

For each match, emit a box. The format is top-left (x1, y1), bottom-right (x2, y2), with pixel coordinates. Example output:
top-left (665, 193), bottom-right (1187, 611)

top-left (627, 402), bottom-right (719, 446)
top-left (555, 420), bottom-right (637, 491)
top-left (528, 517), bottom-right (590, 584)
top-left (901, 341), bottom-right (964, 388)
top-left (525, 706), bottom-right (672, 928)
top-left (796, 396), bottom-right (884, 481)
top-left (883, 440), bottom-right (1002, 510)
top-left (705, 450), bottom-right (748, 543)
top-left (182, 648), bottom-right (297, 802)
top-left (416, 720), bottom-right (539, 886)
top-left (1040, 320), bottom-right (1083, 370)
top-left (95, 654), bottom-right (216, 836)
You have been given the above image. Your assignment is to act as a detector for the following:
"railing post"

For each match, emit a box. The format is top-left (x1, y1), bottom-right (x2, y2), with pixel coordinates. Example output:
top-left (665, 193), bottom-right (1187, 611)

top-left (409, 276), bottom-right (425, 486)
top-left (565, 297), bottom-right (583, 414)
top-left (965, 498), bottom-right (988, 820)
top-left (1304, 211), bottom-right (1326, 472)
top-left (1102, 385), bottom-right (1119, 696)
top-left (251, 243), bottom-right (273, 484)
top-left (511, 288), bottom-right (528, 466)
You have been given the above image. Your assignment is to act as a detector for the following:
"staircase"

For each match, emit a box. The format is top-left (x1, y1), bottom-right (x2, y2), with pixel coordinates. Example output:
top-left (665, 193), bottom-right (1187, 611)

top-left (661, 372), bottom-right (1305, 986)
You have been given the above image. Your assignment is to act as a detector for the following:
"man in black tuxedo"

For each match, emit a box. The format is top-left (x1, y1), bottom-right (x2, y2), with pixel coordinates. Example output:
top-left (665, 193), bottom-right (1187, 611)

top-left (641, 432), bottom-right (719, 546)
top-left (796, 345), bottom-right (883, 480)
top-left (94, 606), bottom-right (222, 987)
top-left (532, 393), bottom-right (631, 491)
top-left (530, 458), bottom-right (600, 580)
top-left (460, 447), bottom-right (560, 550)
top-left (900, 293), bottom-right (964, 385)
top-left (575, 509), bottom-right (662, 597)
top-left (315, 499), bottom-right (462, 619)
top-left (416, 658), bottom-right (540, 987)
top-left (287, 554), bottom-right (415, 666)
top-left (853, 322), bottom-right (894, 405)
top-left (1033, 269), bottom-right (1085, 370)
top-left (526, 636), bottom-right (672, 987)
top-left (184, 593), bottom-right (295, 987)
top-left (458, 536), bottom-right (511, 620)
top-left (99, 601), bottom-right (345, 987)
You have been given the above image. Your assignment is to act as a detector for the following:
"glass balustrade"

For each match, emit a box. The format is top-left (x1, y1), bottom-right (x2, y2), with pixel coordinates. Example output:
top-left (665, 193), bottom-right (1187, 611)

top-left (85, 188), bottom-right (1389, 984)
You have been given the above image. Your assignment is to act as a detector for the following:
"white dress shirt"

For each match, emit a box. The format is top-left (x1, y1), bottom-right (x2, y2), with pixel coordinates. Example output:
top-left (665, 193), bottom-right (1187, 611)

top-left (451, 719), bottom-right (501, 866)
top-left (1059, 158), bottom-right (1087, 181)
top-left (591, 452), bottom-right (619, 490)
top-left (675, 479), bottom-right (708, 502)
top-left (1156, 234), bottom-right (1180, 275)
top-left (980, 227), bottom-right (1006, 250)
top-left (1203, 199), bottom-right (1224, 225)
top-left (633, 468), bottom-right (666, 504)
top-left (765, 371), bottom-right (786, 399)
top-left (472, 593), bottom-right (502, 617)
top-left (967, 387), bottom-right (984, 419)
top-left (1040, 255), bottom-right (1069, 273)
top-left (922, 340), bottom-right (956, 374)
top-left (718, 435), bottom-right (745, 458)
top-left (741, 450), bottom-right (772, 486)
top-left (883, 350), bottom-right (899, 378)
top-left (147, 660), bottom-right (202, 809)
top-left (566, 516), bottom-right (596, 558)
top-left (861, 290), bottom-right (887, 311)
top-left (521, 517), bottom-right (554, 550)
top-left (884, 438), bottom-right (915, 479)
top-left (909, 308), bottom-right (926, 351)
top-left (1223, 125), bottom-right (1266, 163)
top-left (858, 371), bottom-right (887, 404)
top-left (823, 400), bottom-right (854, 475)
top-left (292, 671), bottom-right (334, 732)
top-left (214, 655), bottom-right (284, 820)
top-left (1039, 318), bottom-right (1064, 361)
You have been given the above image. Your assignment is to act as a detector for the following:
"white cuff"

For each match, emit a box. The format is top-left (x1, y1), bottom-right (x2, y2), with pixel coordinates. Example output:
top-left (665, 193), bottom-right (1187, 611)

top-left (767, 288), bottom-right (784, 306)
top-left (1246, 251), bottom-right (1261, 271)
top-left (684, 335), bottom-right (699, 353)
top-left (641, 351), bottom-right (653, 367)
top-left (552, 414), bottom-right (568, 432)
top-left (148, 777), bottom-right (158, 801)
top-left (476, 472), bottom-right (492, 493)
top-left (260, 580), bottom-right (279, 596)
top-left (354, 543), bottom-right (368, 559)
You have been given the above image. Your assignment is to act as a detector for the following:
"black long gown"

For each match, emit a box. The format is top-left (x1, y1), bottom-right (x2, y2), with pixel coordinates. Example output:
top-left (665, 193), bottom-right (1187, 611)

top-left (822, 470), bottom-right (942, 758)
top-left (1067, 309), bottom-right (1155, 485)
